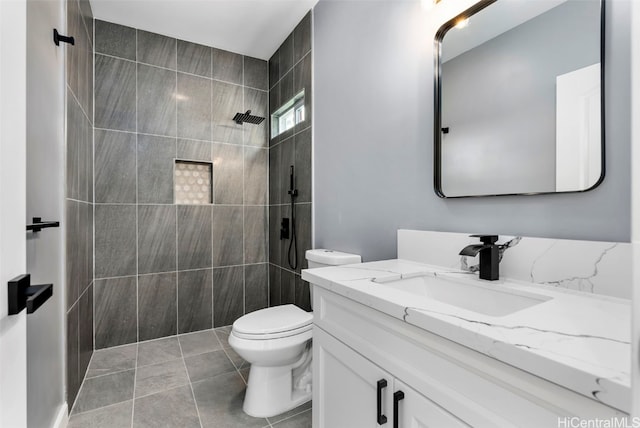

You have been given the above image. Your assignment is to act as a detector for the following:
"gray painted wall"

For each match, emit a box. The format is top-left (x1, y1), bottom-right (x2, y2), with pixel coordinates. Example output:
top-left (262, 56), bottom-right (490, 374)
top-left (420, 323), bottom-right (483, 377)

top-left (313, 0), bottom-right (631, 262)
top-left (441, 0), bottom-right (600, 196)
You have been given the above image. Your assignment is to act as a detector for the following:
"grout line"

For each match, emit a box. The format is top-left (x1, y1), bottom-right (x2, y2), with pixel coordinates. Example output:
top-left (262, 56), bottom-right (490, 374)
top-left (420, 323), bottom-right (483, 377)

top-left (177, 333), bottom-right (204, 428)
top-left (135, 29), bottom-right (140, 346)
top-left (131, 343), bottom-right (139, 428)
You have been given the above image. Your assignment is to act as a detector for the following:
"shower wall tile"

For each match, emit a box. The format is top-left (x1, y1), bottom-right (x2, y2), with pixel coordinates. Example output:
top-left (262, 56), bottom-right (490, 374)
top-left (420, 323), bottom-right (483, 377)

top-left (244, 206), bottom-right (267, 264)
top-left (295, 276), bottom-right (312, 312)
top-left (213, 266), bottom-right (244, 327)
top-left (177, 73), bottom-right (212, 141)
top-left (268, 205), bottom-right (281, 266)
top-left (279, 35), bottom-right (294, 80)
top-left (244, 57), bottom-right (268, 90)
top-left (137, 30), bottom-right (177, 69)
top-left (178, 40), bottom-right (211, 77)
top-left (79, 284), bottom-right (94, 376)
top-left (178, 269), bottom-right (213, 333)
top-left (245, 264), bottom-right (269, 313)
top-left (95, 204), bottom-right (137, 278)
top-left (178, 139), bottom-right (211, 161)
top-left (269, 145), bottom-right (280, 205)
top-left (178, 205), bottom-right (213, 270)
top-left (244, 89), bottom-right (268, 147)
top-left (137, 134), bottom-right (176, 204)
top-left (278, 136), bottom-right (294, 203)
top-left (66, 200), bottom-right (80, 309)
top-left (269, 49), bottom-right (280, 89)
top-left (280, 269), bottom-right (296, 305)
top-left (211, 81), bottom-right (243, 145)
top-left (294, 54), bottom-right (312, 133)
top-left (279, 204), bottom-right (291, 270)
top-left (138, 205), bottom-right (177, 274)
top-left (95, 20), bottom-right (136, 60)
top-left (138, 273), bottom-right (178, 341)
top-left (211, 143), bottom-right (243, 204)
top-left (66, 93), bottom-right (83, 200)
top-left (294, 12), bottom-right (312, 63)
top-left (137, 64), bottom-right (177, 137)
top-left (269, 265), bottom-right (281, 306)
top-left (78, 0), bottom-right (94, 45)
top-left (294, 128), bottom-right (312, 203)
top-left (244, 147), bottom-right (268, 205)
top-left (212, 48), bottom-right (243, 84)
top-left (95, 54), bottom-right (136, 131)
top-left (212, 205), bottom-right (243, 267)
top-left (94, 129), bottom-right (136, 203)
top-left (280, 71), bottom-right (295, 111)
top-left (95, 276), bottom-right (138, 349)
top-left (67, 0), bottom-right (93, 119)
top-left (67, 303), bottom-right (80, 405)
top-left (296, 204), bottom-right (312, 274)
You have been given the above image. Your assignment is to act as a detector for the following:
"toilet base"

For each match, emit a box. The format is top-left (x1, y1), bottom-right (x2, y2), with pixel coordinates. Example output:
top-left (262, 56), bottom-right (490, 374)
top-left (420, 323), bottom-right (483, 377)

top-left (242, 347), bottom-right (312, 418)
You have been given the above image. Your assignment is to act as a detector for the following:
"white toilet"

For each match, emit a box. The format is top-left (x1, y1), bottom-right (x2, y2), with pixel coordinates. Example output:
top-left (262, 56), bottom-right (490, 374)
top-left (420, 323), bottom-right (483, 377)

top-left (229, 249), bottom-right (361, 418)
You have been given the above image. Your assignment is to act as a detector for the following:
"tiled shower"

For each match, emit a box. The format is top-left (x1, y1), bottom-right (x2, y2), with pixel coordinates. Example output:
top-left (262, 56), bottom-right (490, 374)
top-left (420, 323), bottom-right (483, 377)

top-left (64, 0), bottom-right (314, 412)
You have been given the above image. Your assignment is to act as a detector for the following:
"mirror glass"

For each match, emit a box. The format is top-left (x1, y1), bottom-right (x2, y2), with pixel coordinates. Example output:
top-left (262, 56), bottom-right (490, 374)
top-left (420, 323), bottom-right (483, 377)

top-left (435, 0), bottom-right (604, 197)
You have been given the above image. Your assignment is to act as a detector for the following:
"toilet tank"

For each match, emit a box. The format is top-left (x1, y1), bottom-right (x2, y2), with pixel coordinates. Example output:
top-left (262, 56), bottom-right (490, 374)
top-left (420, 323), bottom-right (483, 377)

top-left (305, 249), bottom-right (361, 268)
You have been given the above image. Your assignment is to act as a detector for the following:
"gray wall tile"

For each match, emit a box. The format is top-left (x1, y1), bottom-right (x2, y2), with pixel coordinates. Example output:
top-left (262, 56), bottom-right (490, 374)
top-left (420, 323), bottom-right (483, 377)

top-left (244, 89), bottom-right (268, 147)
top-left (244, 56), bottom-right (268, 90)
top-left (67, 0), bottom-right (93, 119)
top-left (268, 205), bottom-right (281, 266)
top-left (245, 264), bottom-right (268, 313)
top-left (280, 269), bottom-right (295, 305)
top-left (138, 273), bottom-right (177, 341)
top-left (137, 30), bottom-right (177, 69)
top-left (177, 139), bottom-right (211, 161)
top-left (95, 55), bottom-right (136, 131)
top-left (269, 50), bottom-right (280, 89)
top-left (87, 345), bottom-right (137, 378)
top-left (95, 205), bottom-right (136, 278)
top-left (95, 20), bottom-right (136, 60)
top-left (177, 73), bottom-right (211, 141)
top-left (178, 269), bottom-right (213, 333)
top-left (212, 205), bottom-right (243, 267)
top-left (212, 48), bottom-right (243, 84)
top-left (294, 12), bottom-right (312, 63)
top-left (67, 303), bottom-right (80, 406)
top-left (138, 205), bottom-right (176, 274)
top-left (279, 35), bottom-right (294, 80)
top-left (269, 144), bottom-right (280, 205)
top-left (177, 40), bottom-right (211, 77)
top-left (244, 147), bottom-right (268, 205)
top-left (295, 276), bottom-right (311, 312)
top-left (211, 143), bottom-right (243, 204)
top-left (179, 330), bottom-right (222, 357)
top-left (212, 266), bottom-right (243, 327)
top-left (138, 337), bottom-right (182, 367)
top-left (95, 277), bottom-right (137, 349)
top-left (279, 137), bottom-right (294, 203)
top-left (295, 204), bottom-right (312, 273)
top-left (280, 71), bottom-right (295, 112)
top-left (244, 206), bottom-right (267, 264)
top-left (137, 134), bottom-right (176, 204)
top-left (294, 127), bottom-right (312, 203)
top-left (94, 129), bottom-right (136, 203)
top-left (279, 204), bottom-right (291, 269)
top-left (178, 205), bottom-right (213, 270)
top-left (294, 54), bottom-right (312, 133)
top-left (66, 93), bottom-right (81, 200)
top-left (137, 64), bottom-right (177, 137)
top-left (212, 81), bottom-right (243, 144)
top-left (78, 0), bottom-right (94, 46)
top-left (79, 285), bottom-right (94, 377)
top-left (73, 369), bottom-right (135, 414)
top-left (269, 264), bottom-right (281, 306)
top-left (66, 200), bottom-right (80, 308)
top-left (135, 359), bottom-right (189, 398)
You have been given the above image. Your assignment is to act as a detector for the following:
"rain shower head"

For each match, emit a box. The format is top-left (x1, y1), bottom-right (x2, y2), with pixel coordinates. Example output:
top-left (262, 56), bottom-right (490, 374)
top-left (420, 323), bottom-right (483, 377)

top-left (233, 110), bottom-right (265, 125)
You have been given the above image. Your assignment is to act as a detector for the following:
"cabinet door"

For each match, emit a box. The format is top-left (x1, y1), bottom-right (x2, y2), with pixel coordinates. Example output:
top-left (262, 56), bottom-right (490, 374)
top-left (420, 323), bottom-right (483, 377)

top-left (394, 380), bottom-right (469, 428)
top-left (314, 327), bottom-right (394, 428)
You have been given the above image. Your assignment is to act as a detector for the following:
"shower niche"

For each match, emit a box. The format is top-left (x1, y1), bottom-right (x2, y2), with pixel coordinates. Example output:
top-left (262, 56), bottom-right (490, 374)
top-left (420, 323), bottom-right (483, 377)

top-left (174, 160), bottom-right (213, 205)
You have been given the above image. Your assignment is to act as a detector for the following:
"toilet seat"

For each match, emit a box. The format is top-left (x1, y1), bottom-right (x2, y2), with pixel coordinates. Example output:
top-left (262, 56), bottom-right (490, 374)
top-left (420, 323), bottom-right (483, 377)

top-left (232, 305), bottom-right (312, 340)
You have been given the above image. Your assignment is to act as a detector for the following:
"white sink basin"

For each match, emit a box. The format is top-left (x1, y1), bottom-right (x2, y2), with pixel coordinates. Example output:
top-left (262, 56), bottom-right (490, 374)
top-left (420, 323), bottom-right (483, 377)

top-left (375, 274), bottom-right (552, 317)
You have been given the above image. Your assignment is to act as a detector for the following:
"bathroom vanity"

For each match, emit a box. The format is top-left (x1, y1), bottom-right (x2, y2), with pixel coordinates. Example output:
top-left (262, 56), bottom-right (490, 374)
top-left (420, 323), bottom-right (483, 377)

top-left (302, 232), bottom-right (631, 427)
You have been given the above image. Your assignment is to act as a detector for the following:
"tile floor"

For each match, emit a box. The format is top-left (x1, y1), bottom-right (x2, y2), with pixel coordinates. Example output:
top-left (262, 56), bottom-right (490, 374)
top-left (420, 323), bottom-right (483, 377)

top-left (69, 326), bottom-right (312, 428)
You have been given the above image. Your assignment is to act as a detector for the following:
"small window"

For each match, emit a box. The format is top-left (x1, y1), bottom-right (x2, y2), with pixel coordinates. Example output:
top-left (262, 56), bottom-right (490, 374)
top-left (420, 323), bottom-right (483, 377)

top-left (271, 90), bottom-right (305, 138)
top-left (174, 160), bottom-right (212, 205)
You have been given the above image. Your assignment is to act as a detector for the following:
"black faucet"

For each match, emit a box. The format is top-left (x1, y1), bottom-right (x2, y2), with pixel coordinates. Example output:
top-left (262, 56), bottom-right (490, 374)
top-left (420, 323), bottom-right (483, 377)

top-left (459, 235), bottom-right (500, 281)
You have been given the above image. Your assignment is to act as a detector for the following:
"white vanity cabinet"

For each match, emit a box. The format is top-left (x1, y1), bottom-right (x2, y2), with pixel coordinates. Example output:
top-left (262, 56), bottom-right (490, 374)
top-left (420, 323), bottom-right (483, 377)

top-left (312, 286), bottom-right (624, 428)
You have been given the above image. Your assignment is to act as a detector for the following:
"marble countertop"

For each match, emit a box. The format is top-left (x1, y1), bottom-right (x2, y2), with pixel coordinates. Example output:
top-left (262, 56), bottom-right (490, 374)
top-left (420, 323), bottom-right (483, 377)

top-left (301, 259), bottom-right (631, 413)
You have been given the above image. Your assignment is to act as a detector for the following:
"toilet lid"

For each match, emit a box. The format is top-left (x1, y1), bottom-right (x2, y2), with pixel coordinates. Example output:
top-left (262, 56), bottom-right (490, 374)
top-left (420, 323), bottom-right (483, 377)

top-left (233, 305), bottom-right (313, 335)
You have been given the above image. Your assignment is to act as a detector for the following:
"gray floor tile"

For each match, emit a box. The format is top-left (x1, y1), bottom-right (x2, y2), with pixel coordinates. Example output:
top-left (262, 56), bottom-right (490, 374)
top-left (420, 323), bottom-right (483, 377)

top-left (73, 369), bottom-right (135, 414)
top-left (86, 344), bottom-right (137, 378)
top-left (135, 359), bottom-right (189, 398)
top-left (267, 402), bottom-right (312, 425)
top-left (137, 337), bottom-right (182, 367)
top-left (271, 409), bottom-right (312, 428)
top-left (184, 350), bottom-right (236, 383)
top-left (239, 366), bottom-right (250, 384)
top-left (133, 385), bottom-right (200, 428)
top-left (179, 330), bottom-right (222, 357)
top-left (213, 326), bottom-right (232, 348)
top-left (68, 400), bottom-right (133, 428)
top-left (223, 346), bottom-right (249, 370)
top-left (192, 371), bottom-right (268, 428)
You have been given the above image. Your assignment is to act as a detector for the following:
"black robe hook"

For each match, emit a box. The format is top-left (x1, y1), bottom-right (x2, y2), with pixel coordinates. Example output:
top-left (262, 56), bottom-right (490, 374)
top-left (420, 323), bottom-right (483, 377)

top-left (53, 29), bottom-right (74, 46)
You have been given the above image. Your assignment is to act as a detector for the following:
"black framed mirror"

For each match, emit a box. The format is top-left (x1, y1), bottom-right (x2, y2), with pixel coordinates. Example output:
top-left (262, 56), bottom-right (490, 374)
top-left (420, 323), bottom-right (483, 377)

top-left (434, 0), bottom-right (605, 198)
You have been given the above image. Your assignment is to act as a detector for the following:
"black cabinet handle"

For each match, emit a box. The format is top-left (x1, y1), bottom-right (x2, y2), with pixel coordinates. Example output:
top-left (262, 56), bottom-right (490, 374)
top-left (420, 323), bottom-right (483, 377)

top-left (393, 390), bottom-right (405, 428)
top-left (377, 379), bottom-right (388, 425)
top-left (8, 274), bottom-right (53, 315)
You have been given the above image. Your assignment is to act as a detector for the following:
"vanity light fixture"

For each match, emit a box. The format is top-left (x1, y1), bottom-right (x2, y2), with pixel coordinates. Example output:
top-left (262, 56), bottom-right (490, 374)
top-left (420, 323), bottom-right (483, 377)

top-left (455, 17), bottom-right (470, 29)
top-left (421, 0), bottom-right (441, 12)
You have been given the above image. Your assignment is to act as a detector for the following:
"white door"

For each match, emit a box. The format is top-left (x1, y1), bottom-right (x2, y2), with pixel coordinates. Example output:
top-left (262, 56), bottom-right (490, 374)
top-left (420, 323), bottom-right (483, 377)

top-left (0, 0), bottom-right (29, 427)
top-left (393, 380), bottom-right (469, 428)
top-left (313, 327), bottom-right (394, 428)
top-left (26, 0), bottom-right (66, 426)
